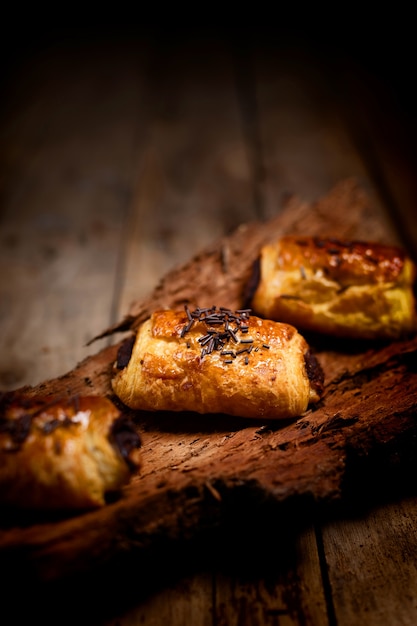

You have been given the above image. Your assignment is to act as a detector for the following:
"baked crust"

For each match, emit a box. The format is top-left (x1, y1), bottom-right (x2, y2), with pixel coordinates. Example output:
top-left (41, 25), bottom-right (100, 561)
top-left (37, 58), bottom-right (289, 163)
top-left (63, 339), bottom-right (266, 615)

top-left (112, 307), bottom-right (324, 420)
top-left (0, 394), bottom-right (141, 510)
top-left (251, 236), bottom-right (417, 340)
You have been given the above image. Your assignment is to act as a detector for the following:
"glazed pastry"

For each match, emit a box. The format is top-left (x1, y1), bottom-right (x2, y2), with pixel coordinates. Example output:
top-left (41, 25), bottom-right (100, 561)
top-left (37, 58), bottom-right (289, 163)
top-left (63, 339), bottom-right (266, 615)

top-left (0, 394), bottom-right (141, 510)
top-left (112, 306), bottom-right (324, 420)
top-left (250, 236), bottom-right (417, 340)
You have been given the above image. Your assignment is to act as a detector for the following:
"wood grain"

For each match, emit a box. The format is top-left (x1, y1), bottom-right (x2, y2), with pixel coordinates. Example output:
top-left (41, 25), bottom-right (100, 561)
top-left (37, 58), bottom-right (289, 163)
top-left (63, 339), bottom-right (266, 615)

top-left (0, 40), bottom-right (146, 388)
top-left (114, 37), bottom-right (258, 318)
top-left (322, 496), bottom-right (417, 626)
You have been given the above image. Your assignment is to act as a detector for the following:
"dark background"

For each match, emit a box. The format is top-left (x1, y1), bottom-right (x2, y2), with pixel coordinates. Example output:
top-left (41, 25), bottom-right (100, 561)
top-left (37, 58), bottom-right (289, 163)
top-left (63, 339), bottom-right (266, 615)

top-left (2, 15), bottom-right (416, 146)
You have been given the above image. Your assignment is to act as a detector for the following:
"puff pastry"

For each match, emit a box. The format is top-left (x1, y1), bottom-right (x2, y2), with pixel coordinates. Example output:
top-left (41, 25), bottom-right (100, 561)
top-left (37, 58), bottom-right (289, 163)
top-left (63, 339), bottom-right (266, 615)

top-left (0, 394), bottom-right (141, 510)
top-left (250, 236), bottom-right (417, 340)
top-left (112, 306), bottom-right (324, 420)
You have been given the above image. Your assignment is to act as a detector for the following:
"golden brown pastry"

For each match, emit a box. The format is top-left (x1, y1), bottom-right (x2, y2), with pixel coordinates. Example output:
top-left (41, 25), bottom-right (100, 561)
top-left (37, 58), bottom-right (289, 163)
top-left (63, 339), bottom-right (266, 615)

top-left (250, 236), bottom-right (417, 340)
top-left (0, 394), bottom-right (141, 510)
top-left (112, 306), bottom-right (324, 420)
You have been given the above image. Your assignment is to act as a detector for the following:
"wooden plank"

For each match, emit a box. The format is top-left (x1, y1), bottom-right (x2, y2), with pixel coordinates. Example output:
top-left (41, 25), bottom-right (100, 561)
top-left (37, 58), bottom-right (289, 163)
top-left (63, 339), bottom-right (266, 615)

top-left (0, 38), bottom-right (147, 389)
top-left (323, 34), bottom-right (417, 258)
top-left (321, 496), bottom-right (417, 626)
top-left (214, 524), bottom-right (328, 626)
top-left (115, 35), bottom-right (259, 320)
top-left (250, 36), bottom-right (377, 217)
top-left (105, 572), bottom-right (214, 626)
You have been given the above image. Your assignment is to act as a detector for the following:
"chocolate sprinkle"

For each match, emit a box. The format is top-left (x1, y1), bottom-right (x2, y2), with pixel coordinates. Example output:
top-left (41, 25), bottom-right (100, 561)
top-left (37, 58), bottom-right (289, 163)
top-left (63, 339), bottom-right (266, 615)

top-left (180, 305), bottom-right (271, 365)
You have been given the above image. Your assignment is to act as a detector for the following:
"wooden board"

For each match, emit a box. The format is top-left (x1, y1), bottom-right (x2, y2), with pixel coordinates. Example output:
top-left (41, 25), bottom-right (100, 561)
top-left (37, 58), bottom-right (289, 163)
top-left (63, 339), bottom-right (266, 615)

top-left (2, 178), bottom-right (417, 611)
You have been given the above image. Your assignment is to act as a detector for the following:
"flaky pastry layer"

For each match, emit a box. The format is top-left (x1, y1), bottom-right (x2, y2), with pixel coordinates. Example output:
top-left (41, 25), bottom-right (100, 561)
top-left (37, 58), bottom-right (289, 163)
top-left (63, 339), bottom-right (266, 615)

top-left (0, 395), bottom-right (141, 510)
top-left (112, 307), bottom-right (324, 420)
top-left (251, 236), bottom-right (417, 340)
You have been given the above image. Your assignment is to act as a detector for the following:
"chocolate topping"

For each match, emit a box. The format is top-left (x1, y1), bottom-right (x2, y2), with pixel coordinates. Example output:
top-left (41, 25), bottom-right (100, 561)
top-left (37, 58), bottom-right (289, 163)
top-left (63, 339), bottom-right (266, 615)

top-left (304, 350), bottom-right (325, 396)
top-left (116, 335), bottom-right (136, 370)
top-left (110, 414), bottom-right (142, 470)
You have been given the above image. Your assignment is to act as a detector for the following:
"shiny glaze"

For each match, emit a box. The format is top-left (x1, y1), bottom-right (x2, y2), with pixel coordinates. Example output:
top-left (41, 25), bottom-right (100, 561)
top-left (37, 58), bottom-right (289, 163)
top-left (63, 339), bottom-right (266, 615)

top-left (278, 236), bottom-right (411, 286)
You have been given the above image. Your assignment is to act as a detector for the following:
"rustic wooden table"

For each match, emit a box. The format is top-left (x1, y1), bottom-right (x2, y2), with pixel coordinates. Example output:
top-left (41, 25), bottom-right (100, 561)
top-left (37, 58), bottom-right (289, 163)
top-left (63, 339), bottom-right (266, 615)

top-left (1, 25), bottom-right (417, 625)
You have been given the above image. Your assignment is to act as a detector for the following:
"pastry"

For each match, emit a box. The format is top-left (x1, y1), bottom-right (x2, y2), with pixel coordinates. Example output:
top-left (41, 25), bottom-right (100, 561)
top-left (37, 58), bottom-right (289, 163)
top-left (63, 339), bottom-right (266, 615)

top-left (250, 236), bottom-right (417, 340)
top-left (112, 306), bottom-right (324, 420)
top-left (0, 394), bottom-right (141, 510)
